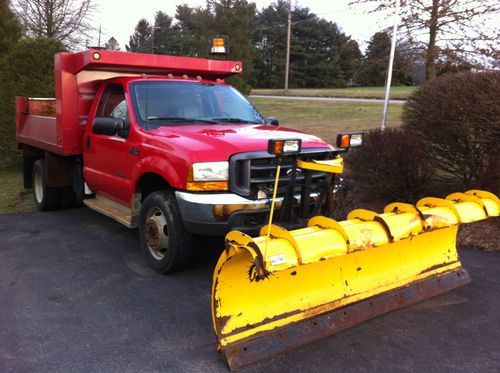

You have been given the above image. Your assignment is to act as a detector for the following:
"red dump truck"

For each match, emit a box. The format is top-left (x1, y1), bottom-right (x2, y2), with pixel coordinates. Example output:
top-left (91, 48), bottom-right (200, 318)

top-left (16, 48), bottom-right (355, 273)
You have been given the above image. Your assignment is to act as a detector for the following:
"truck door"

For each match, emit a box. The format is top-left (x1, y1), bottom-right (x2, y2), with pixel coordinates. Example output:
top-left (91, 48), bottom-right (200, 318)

top-left (83, 83), bottom-right (132, 204)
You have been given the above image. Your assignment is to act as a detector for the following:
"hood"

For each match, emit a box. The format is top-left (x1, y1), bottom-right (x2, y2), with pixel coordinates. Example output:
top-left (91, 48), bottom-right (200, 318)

top-left (146, 124), bottom-right (333, 162)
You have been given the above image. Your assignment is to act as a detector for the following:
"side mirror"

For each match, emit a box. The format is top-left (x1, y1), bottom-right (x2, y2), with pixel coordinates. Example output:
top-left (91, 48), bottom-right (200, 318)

top-left (92, 117), bottom-right (124, 136)
top-left (265, 117), bottom-right (279, 126)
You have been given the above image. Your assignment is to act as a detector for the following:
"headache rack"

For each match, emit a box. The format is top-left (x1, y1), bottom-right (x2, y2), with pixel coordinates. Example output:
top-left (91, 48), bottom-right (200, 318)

top-left (229, 148), bottom-right (337, 199)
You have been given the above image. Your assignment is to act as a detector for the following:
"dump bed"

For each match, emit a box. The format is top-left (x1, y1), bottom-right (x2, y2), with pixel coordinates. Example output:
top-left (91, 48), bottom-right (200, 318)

top-left (16, 49), bottom-right (243, 155)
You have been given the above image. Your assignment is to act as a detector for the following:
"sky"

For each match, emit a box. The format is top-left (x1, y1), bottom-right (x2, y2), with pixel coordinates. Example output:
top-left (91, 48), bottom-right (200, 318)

top-left (91, 0), bottom-right (394, 51)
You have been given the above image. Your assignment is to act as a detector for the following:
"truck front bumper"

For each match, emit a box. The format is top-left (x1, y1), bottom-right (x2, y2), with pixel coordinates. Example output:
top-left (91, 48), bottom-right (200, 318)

top-left (175, 191), bottom-right (316, 236)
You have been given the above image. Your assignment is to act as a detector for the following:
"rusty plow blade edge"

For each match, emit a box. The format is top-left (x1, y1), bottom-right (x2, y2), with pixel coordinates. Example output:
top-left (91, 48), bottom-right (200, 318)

top-left (220, 267), bottom-right (470, 370)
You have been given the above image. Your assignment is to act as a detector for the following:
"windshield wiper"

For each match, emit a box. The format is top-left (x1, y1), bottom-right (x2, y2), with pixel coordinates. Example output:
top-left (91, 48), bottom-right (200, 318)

top-left (210, 117), bottom-right (261, 124)
top-left (146, 116), bottom-right (217, 124)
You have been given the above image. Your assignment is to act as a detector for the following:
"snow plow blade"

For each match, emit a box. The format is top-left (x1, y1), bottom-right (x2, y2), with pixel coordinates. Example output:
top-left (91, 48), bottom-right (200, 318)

top-left (212, 190), bottom-right (499, 370)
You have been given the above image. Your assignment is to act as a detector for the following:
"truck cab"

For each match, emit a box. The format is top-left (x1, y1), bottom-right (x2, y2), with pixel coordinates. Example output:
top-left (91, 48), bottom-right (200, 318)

top-left (16, 49), bottom-right (341, 273)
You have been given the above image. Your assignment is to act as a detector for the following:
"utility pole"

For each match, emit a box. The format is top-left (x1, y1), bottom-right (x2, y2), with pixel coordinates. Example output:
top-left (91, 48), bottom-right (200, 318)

top-left (97, 25), bottom-right (102, 48)
top-left (381, 0), bottom-right (400, 131)
top-left (284, 0), bottom-right (292, 91)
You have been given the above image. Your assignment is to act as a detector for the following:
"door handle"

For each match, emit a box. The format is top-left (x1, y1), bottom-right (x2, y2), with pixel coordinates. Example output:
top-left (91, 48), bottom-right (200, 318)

top-left (129, 147), bottom-right (140, 156)
top-left (86, 136), bottom-right (91, 150)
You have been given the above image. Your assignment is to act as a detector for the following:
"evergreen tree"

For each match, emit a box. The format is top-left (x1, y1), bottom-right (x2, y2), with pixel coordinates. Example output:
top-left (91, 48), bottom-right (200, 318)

top-left (0, 0), bottom-right (21, 54)
top-left (254, 1), bottom-right (361, 88)
top-left (126, 19), bottom-right (152, 53)
top-left (253, 1), bottom-right (288, 88)
top-left (357, 31), bottom-right (412, 86)
top-left (152, 11), bottom-right (181, 55)
top-left (175, 5), bottom-right (214, 57)
top-left (209, 0), bottom-right (257, 93)
top-left (0, 38), bottom-right (65, 169)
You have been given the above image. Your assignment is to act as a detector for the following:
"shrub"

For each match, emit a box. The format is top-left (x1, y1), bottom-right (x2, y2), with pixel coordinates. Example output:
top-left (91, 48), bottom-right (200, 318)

top-left (344, 128), bottom-right (434, 202)
top-left (0, 37), bottom-right (65, 171)
top-left (402, 71), bottom-right (500, 191)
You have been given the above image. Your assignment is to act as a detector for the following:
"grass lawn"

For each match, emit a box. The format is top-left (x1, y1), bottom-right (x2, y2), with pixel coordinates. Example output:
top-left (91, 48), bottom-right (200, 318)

top-left (251, 86), bottom-right (417, 100)
top-left (251, 98), bottom-right (402, 145)
top-left (0, 169), bottom-right (35, 215)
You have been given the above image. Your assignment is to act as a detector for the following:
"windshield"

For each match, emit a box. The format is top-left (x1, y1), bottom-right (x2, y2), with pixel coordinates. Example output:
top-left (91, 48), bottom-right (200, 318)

top-left (130, 81), bottom-right (265, 127)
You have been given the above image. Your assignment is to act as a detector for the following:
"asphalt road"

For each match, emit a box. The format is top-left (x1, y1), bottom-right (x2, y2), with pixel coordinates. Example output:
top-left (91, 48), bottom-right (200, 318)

top-left (1, 207), bottom-right (499, 372)
top-left (249, 94), bottom-right (406, 104)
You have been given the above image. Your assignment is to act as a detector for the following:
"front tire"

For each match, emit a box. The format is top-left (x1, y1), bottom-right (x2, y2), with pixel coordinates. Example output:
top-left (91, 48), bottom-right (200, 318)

top-left (32, 159), bottom-right (61, 211)
top-left (138, 191), bottom-right (194, 273)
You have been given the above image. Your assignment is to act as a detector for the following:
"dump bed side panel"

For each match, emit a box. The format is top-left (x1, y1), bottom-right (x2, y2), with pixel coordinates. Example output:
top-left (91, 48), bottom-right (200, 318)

top-left (16, 97), bottom-right (62, 154)
top-left (16, 53), bottom-right (83, 155)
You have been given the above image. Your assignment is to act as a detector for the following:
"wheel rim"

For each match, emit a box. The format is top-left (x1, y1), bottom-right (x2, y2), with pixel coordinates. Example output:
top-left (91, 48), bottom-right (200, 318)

top-left (33, 167), bottom-right (44, 204)
top-left (144, 206), bottom-right (169, 260)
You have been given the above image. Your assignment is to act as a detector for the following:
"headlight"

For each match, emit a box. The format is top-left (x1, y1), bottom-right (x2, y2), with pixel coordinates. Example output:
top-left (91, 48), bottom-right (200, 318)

top-left (191, 161), bottom-right (229, 181)
top-left (187, 161), bottom-right (229, 191)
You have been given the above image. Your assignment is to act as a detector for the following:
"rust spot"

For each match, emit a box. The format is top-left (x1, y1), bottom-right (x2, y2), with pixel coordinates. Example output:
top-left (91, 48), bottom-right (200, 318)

top-left (418, 262), bottom-right (449, 275)
top-left (356, 267), bottom-right (362, 271)
top-left (221, 308), bottom-right (302, 338)
top-left (215, 314), bottom-right (231, 332)
top-left (345, 280), bottom-right (349, 286)
top-left (290, 271), bottom-right (297, 276)
top-left (319, 257), bottom-right (326, 261)
top-left (248, 263), bottom-right (271, 282)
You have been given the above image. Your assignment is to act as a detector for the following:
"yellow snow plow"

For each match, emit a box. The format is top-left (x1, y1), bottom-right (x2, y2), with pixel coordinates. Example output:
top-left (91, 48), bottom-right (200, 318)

top-left (211, 138), bottom-right (500, 370)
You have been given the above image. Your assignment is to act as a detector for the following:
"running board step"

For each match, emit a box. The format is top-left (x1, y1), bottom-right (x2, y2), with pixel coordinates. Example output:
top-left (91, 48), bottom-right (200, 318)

top-left (84, 195), bottom-right (137, 228)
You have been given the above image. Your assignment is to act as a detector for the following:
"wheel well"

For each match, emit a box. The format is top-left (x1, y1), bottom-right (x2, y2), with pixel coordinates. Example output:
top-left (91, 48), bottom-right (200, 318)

top-left (136, 173), bottom-right (172, 201)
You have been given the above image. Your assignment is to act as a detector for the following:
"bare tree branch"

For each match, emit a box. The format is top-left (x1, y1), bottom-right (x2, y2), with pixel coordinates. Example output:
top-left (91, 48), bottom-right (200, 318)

top-left (349, 0), bottom-right (499, 79)
top-left (12, 0), bottom-right (95, 48)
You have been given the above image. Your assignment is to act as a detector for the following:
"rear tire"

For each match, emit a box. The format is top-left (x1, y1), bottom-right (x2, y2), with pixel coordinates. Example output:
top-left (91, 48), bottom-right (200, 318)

top-left (138, 191), bottom-right (193, 273)
top-left (32, 159), bottom-right (61, 211)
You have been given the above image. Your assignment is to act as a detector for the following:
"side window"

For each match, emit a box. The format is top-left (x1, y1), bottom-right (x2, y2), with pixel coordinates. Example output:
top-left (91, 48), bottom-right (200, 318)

top-left (97, 83), bottom-right (129, 121)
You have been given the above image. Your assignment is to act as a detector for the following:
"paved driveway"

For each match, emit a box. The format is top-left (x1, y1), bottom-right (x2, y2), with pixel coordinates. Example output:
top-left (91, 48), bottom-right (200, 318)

top-left (1, 208), bottom-right (499, 372)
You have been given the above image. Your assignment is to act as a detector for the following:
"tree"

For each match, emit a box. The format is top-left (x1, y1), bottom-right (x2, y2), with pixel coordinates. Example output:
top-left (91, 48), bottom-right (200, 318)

top-left (151, 11), bottom-right (182, 55)
top-left (174, 5), bottom-right (214, 57)
top-left (253, 1), bottom-right (362, 88)
top-left (0, 38), bottom-right (65, 169)
top-left (126, 18), bottom-right (152, 53)
top-left (104, 37), bottom-right (120, 51)
top-left (252, 1), bottom-right (288, 88)
top-left (12, 0), bottom-right (94, 47)
top-left (208, 0), bottom-right (258, 93)
top-left (349, 0), bottom-right (499, 80)
top-left (0, 0), bottom-right (21, 54)
top-left (173, 0), bottom-right (258, 92)
top-left (357, 31), bottom-right (412, 86)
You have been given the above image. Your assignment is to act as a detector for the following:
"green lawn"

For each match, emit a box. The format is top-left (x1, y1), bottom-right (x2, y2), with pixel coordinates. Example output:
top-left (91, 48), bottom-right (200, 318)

top-left (251, 98), bottom-right (402, 145)
top-left (251, 86), bottom-right (417, 100)
top-left (0, 169), bottom-right (34, 214)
